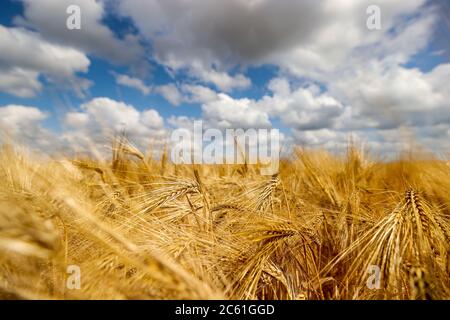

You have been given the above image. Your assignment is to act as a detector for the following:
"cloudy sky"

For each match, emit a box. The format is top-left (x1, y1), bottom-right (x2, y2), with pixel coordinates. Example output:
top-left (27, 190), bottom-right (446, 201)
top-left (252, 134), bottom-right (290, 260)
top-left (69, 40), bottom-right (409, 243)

top-left (0, 0), bottom-right (449, 156)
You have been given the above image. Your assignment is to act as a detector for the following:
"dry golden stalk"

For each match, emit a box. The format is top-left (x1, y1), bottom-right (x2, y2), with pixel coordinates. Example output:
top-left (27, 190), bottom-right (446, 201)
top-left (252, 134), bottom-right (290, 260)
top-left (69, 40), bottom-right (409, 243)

top-left (1, 141), bottom-right (449, 300)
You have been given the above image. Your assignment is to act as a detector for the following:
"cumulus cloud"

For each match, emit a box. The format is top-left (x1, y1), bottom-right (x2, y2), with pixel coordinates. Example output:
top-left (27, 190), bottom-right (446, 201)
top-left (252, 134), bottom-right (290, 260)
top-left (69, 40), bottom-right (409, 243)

top-left (0, 68), bottom-right (42, 98)
top-left (111, 71), bottom-right (222, 106)
top-left (119, 0), bottom-right (269, 90)
top-left (292, 128), bottom-right (350, 149)
top-left (0, 26), bottom-right (90, 76)
top-left (0, 25), bottom-right (91, 97)
top-left (112, 72), bottom-right (152, 95)
top-left (258, 78), bottom-right (345, 131)
top-left (161, 83), bottom-right (219, 105)
top-left (193, 76), bottom-right (346, 132)
top-left (332, 63), bottom-right (450, 130)
top-left (180, 84), bottom-right (218, 104)
top-left (269, 0), bottom-right (434, 80)
top-left (0, 104), bottom-right (57, 150)
top-left (117, 0), bottom-right (431, 80)
top-left (167, 116), bottom-right (199, 130)
top-left (0, 99), bottom-right (168, 155)
top-left (189, 66), bottom-right (251, 91)
top-left (16, 0), bottom-right (147, 73)
top-left (202, 93), bottom-right (271, 129)
top-left (118, 0), bottom-right (322, 65)
top-left (153, 84), bottom-right (183, 106)
top-left (0, 105), bottom-right (46, 130)
top-left (63, 97), bottom-right (167, 152)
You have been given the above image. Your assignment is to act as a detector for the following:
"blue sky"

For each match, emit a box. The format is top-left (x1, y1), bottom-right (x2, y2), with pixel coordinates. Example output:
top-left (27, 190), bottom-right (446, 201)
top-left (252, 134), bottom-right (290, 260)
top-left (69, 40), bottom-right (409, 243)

top-left (0, 0), bottom-right (449, 155)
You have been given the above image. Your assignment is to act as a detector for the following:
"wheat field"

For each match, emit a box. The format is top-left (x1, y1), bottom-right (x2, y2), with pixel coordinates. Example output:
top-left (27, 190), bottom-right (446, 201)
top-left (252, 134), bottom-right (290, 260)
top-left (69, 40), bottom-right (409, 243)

top-left (0, 140), bottom-right (449, 300)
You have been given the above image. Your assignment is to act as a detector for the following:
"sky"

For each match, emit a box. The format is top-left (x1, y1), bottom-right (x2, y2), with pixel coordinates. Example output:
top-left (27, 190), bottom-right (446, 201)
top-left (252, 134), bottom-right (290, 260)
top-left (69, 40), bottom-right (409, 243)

top-left (0, 0), bottom-right (449, 157)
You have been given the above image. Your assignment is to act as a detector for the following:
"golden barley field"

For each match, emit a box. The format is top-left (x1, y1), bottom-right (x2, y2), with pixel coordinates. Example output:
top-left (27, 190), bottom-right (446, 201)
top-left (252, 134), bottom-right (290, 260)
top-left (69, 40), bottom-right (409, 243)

top-left (0, 140), bottom-right (449, 300)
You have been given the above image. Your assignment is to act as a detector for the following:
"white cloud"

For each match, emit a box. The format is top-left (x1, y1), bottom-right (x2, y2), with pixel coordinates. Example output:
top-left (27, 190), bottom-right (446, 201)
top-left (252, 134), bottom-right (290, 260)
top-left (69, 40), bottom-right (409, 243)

top-left (112, 72), bottom-right (152, 95)
top-left (180, 84), bottom-right (218, 104)
top-left (117, 0), bottom-right (431, 82)
top-left (119, 0), bottom-right (269, 90)
top-left (112, 72), bottom-right (221, 106)
top-left (269, 0), bottom-right (433, 80)
top-left (0, 99), bottom-right (167, 154)
top-left (158, 83), bottom-right (222, 105)
top-left (142, 109), bottom-right (164, 129)
top-left (155, 84), bottom-right (183, 106)
top-left (65, 112), bottom-right (90, 129)
top-left (0, 68), bottom-right (42, 98)
top-left (202, 93), bottom-right (271, 129)
top-left (167, 116), bottom-right (199, 130)
top-left (63, 97), bottom-right (166, 152)
top-left (190, 65), bottom-right (251, 91)
top-left (292, 128), bottom-right (349, 148)
top-left (0, 104), bottom-right (46, 128)
top-left (258, 79), bottom-right (345, 130)
top-left (16, 0), bottom-right (147, 72)
top-left (118, 0), bottom-right (322, 65)
top-left (0, 26), bottom-right (89, 76)
top-left (0, 104), bottom-right (57, 150)
top-left (332, 63), bottom-right (450, 130)
top-left (0, 25), bottom-right (90, 97)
